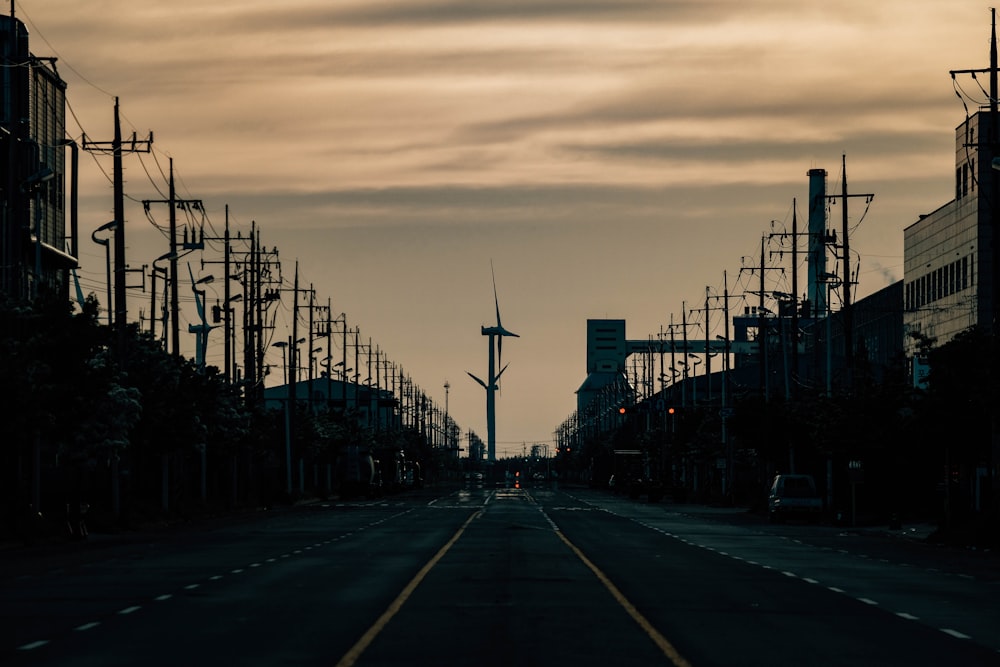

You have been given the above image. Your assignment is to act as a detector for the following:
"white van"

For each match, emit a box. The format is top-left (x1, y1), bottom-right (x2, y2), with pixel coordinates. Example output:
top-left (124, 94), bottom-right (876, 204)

top-left (768, 474), bottom-right (822, 523)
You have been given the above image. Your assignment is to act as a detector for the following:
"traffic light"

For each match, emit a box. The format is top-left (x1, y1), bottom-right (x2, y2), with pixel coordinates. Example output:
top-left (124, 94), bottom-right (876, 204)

top-left (619, 406), bottom-right (627, 415)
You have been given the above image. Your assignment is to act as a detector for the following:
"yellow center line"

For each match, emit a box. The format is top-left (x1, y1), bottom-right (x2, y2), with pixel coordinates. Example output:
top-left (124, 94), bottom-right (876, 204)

top-left (554, 528), bottom-right (694, 667)
top-left (334, 510), bottom-right (480, 667)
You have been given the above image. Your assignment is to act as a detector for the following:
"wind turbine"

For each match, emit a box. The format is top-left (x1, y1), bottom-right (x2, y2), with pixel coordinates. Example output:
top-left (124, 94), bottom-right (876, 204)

top-left (187, 263), bottom-right (217, 371)
top-left (467, 264), bottom-right (519, 462)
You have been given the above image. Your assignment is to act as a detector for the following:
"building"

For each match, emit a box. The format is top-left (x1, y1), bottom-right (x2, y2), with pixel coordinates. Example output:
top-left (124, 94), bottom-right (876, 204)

top-left (903, 110), bottom-right (995, 356)
top-left (1, 13), bottom-right (76, 303)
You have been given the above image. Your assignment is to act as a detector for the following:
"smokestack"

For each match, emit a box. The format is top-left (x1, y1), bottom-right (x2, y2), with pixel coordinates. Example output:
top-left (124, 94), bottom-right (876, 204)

top-left (807, 169), bottom-right (828, 316)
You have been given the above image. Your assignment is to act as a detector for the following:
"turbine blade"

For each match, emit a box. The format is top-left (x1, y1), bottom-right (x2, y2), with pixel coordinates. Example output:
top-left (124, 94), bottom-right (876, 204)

top-left (467, 371), bottom-right (488, 390)
top-left (495, 363), bottom-right (510, 382)
top-left (491, 259), bottom-right (501, 328)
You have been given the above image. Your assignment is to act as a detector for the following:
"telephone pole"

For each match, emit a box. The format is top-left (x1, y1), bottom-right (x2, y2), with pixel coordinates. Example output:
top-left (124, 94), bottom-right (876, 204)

top-left (741, 235), bottom-right (784, 399)
top-left (141, 158), bottom-right (203, 357)
top-left (82, 98), bottom-right (152, 363)
top-left (827, 155), bottom-right (874, 391)
top-left (768, 199), bottom-right (805, 398)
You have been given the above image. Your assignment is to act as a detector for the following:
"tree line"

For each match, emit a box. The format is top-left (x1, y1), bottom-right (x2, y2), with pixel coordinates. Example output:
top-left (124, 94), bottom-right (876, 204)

top-left (1, 291), bottom-right (446, 545)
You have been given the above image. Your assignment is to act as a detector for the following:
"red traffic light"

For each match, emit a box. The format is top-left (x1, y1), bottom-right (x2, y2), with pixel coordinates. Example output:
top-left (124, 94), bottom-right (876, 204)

top-left (619, 407), bottom-right (627, 414)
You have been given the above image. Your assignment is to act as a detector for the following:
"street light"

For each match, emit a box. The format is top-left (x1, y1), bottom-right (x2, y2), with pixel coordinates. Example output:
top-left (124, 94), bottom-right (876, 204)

top-left (91, 220), bottom-right (117, 326)
top-left (150, 251), bottom-right (176, 342)
top-left (219, 293), bottom-right (243, 382)
top-left (190, 271), bottom-right (216, 371)
top-left (689, 356), bottom-right (702, 404)
top-left (273, 340), bottom-right (289, 385)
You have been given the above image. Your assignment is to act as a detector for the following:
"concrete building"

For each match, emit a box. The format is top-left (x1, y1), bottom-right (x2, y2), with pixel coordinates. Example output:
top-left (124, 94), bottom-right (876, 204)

top-left (903, 110), bottom-right (996, 356)
top-left (1, 13), bottom-right (76, 302)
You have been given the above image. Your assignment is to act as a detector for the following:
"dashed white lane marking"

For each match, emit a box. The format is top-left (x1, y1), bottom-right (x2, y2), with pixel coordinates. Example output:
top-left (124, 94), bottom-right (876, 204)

top-left (18, 640), bottom-right (49, 651)
top-left (941, 628), bottom-right (971, 640)
top-left (562, 495), bottom-right (985, 650)
top-left (8, 506), bottom-right (424, 656)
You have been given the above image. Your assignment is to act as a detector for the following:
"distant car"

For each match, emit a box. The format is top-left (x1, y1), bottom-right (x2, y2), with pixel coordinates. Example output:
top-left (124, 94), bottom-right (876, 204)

top-left (768, 474), bottom-right (822, 523)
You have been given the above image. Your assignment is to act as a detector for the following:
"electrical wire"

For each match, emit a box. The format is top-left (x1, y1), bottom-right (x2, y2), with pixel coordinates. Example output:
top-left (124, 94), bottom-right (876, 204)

top-left (13, 1), bottom-right (116, 99)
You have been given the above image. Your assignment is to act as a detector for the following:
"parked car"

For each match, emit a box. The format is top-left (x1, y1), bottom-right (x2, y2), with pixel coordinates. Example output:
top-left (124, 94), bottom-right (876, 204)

top-left (768, 473), bottom-right (822, 523)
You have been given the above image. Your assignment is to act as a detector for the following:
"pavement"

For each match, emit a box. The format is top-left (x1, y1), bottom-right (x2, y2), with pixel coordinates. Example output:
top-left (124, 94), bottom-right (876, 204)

top-left (3, 495), bottom-right (996, 583)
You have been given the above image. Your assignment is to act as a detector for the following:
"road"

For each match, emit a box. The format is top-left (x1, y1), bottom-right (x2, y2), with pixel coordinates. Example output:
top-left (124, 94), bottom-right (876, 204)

top-left (2, 484), bottom-right (998, 666)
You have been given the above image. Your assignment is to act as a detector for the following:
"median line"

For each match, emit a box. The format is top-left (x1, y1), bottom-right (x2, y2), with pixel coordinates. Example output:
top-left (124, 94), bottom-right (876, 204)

top-left (553, 528), bottom-right (694, 667)
top-left (334, 510), bottom-right (481, 667)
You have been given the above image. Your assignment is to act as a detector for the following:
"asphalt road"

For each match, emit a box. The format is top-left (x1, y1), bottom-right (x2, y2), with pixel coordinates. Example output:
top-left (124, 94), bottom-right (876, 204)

top-left (2, 484), bottom-right (998, 666)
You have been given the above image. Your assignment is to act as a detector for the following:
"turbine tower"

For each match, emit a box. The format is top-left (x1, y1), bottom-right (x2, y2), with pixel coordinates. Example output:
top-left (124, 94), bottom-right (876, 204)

top-left (467, 264), bottom-right (518, 462)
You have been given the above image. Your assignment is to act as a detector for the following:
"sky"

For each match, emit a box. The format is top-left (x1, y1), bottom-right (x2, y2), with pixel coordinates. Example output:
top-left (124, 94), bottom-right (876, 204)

top-left (13, 0), bottom-right (997, 456)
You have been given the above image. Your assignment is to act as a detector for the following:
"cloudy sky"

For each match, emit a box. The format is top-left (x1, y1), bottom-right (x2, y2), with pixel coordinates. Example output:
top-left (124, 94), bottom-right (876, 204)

top-left (15, 1), bottom-right (995, 455)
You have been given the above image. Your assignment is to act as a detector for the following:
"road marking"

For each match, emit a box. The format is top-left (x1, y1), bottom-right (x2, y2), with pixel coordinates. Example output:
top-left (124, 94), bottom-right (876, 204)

top-left (18, 640), bottom-right (48, 651)
top-left (553, 527), bottom-right (693, 667)
top-left (75, 622), bottom-right (100, 631)
top-left (940, 628), bottom-right (971, 640)
top-left (334, 510), bottom-right (481, 667)
top-left (896, 612), bottom-right (919, 620)
top-left (155, 594), bottom-right (172, 601)
top-left (857, 598), bottom-right (878, 606)
top-left (118, 606), bottom-right (142, 615)
top-left (184, 584), bottom-right (200, 590)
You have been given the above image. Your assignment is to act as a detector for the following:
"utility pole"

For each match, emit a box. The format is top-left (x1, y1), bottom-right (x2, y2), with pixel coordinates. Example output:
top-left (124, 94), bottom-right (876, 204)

top-left (826, 155), bottom-right (874, 392)
top-left (767, 199), bottom-right (804, 399)
top-left (141, 158), bottom-right (203, 357)
top-left (202, 205), bottom-right (243, 382)
top-left (740, 235), bottom-right (783, 400)
top-left (950, 8), bottom-right (1000, 525)
top-left (681, 302), bottom-right (689, 408)
top-left (235, 226), bottom-right (280, 408)
top-left (82, 98), bottom-right (152, 363)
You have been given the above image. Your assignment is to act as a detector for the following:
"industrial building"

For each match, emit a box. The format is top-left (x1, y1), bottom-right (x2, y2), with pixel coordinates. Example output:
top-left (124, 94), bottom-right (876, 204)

top-left (1, 13), bottom-right (77, 303)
